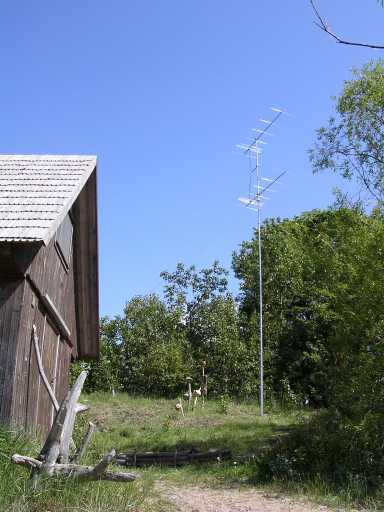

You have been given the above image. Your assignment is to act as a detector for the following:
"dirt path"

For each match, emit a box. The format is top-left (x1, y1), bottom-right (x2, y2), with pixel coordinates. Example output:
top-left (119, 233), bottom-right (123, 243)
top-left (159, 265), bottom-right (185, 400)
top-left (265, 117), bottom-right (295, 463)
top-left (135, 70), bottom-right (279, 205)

top-left (156, 483), bottom-right (351, 512)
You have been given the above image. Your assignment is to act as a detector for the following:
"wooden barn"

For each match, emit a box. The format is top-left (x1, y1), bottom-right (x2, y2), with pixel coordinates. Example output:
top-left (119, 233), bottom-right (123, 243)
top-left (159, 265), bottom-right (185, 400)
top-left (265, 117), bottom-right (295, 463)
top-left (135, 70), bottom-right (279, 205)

top-left (0, 155), bottom-right (99, 435)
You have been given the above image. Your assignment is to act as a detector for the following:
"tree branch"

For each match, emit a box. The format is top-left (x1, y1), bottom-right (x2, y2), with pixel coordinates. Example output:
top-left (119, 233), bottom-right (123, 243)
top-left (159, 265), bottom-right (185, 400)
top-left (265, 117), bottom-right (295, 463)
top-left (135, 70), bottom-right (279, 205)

top-left (310, 0), bottom-right (384, 49)
top-left (72, 422), bottom-right (96, 464)
top-left (12, 453), bottom-right (138, 482)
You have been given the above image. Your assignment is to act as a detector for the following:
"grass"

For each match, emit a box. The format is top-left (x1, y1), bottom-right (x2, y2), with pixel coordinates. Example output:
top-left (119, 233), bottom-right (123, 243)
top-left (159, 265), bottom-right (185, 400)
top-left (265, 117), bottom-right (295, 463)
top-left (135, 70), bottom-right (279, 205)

top-left (0, 421), bottom-right (164, 512)
top-left (81, 393), bottom-right (303, 487)
top-left (2, 393), bottom-right (382, 511)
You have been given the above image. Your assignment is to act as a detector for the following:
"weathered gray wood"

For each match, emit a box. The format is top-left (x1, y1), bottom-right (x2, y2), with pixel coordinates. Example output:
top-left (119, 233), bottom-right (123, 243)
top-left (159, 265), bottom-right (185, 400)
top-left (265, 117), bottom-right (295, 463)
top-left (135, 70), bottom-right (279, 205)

top-left (54, 466), bottom-right (137, 482)
top-left (11, 371), bottom-right (139, 486)
top-left (12, 454), bottom-right (138, 482)
top-left (32, 324), bottom-right (59, 412)
top-left (72, 170), bottom-right (99, 359)
top-left (75, 403), bottom-right (90, 414)
top-left (91, 449), bottom-right (115, 477)
top-left (72, 421), bottom-right (96, 463)
top-left (12, 454), bottom-right (43, 469)
top-left (41, 293), bottom-right (71, 340)
top-left (39, 370), bottom-right (87, 473)
top-left (59, 371), bottom-right (88, 463)
top-left (0, 279), bottom-right (25, 424)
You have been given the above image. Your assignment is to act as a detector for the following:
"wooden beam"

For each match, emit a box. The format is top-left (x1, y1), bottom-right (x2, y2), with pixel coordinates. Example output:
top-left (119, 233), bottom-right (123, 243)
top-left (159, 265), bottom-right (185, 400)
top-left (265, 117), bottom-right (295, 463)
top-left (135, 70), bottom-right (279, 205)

top-left (32, 324), bottom-right (60, 412)
top-left (26, 274), bottom-right (72, 344)
top-left (41, 294), bottom-right (71, 340)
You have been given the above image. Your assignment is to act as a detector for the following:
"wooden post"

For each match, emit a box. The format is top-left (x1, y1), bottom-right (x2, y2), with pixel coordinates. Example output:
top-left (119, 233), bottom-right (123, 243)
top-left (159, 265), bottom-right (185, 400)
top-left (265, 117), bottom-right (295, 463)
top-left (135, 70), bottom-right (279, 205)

top-left (186, 377), bottom-right (192, 411)
top-left (202, 361), bottom-right (208, 406)
top-left (175, 399), bottom-right (184, 417)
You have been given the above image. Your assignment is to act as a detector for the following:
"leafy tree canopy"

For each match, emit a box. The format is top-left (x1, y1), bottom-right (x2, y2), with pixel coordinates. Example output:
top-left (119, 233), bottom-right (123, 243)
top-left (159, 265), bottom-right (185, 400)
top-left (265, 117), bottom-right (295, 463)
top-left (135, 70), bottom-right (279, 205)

top-left (310, 61), bottom-right (384, 204)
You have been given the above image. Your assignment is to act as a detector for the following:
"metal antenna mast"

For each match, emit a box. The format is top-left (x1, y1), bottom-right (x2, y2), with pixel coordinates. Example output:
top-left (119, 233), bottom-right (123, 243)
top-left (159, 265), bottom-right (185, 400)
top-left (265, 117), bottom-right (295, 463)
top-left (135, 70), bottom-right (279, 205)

top-left (236, 107), bottom-right (286, 417)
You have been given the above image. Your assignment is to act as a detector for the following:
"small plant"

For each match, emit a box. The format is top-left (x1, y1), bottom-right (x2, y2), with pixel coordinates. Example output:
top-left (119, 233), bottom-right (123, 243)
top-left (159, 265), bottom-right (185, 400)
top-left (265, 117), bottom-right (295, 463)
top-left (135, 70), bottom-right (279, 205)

top-left (217, 394), bottom-right (231, 415)
top-left (281, 377), bottom-right (302, 408)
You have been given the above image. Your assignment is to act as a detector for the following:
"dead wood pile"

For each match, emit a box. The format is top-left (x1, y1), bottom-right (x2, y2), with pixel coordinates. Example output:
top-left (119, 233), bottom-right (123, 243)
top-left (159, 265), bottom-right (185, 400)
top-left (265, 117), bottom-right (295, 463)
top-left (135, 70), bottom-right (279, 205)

top-left (11, 371), bottom-right (139, 485)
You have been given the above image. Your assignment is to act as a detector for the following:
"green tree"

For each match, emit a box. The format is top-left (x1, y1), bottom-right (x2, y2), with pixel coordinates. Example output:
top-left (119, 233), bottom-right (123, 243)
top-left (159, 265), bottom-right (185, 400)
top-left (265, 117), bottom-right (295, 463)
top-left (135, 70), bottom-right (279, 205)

top-left (70, 317), bottom-right (122, 393)
top-left (233, 207), bottom-right (384, 405)
top-left (310, 61), bottom-right (384, 203)
top-left (161, 262), bottom-right (253, 396)
top-left (118, 294), bottom-right (190, 396)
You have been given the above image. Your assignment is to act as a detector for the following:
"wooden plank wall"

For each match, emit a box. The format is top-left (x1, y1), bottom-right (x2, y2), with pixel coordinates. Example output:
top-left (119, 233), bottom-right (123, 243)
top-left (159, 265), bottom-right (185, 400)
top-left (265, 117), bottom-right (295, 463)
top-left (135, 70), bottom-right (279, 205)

top-left (0, 279), bottom-right (25, 424)
top-left (72, 170), bottom-right (99, 359)
top-left (24, 235), bottom-right (78, 356)
top-left (0, 176), bottom-right (99, 433)
top-left (11, 283), bottom-right (73, 436)
top-left (9, 231), bottom-right (77, 435)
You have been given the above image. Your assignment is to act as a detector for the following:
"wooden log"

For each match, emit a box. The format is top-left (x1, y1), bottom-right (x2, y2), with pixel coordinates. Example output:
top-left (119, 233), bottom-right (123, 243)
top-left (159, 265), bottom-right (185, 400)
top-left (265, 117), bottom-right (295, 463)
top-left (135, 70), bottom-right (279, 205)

top-left (72, 421), bottom-right (96, 464)
top-left (91, 449), bottom-right (115, 477)
top-left (59, 371), bottom-right (88, 463)
top-left (12, 371), bottom-right (140, 486)
top-left (12, 454), bottom-right (138, 482)
top-left (39, 371), bottom-right (87, 473)
top-left (12, 454), bottom-right (43, 470)
top-left (115, 448), bottom-right (232, 467)
top-left (75, 403), bottom-right (90, 414)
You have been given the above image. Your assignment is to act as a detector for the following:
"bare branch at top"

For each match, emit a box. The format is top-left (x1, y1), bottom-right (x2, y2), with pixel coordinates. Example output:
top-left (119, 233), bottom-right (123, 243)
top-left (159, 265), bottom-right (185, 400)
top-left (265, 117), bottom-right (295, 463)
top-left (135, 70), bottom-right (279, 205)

top-left (310, 0), bottom-right (384, 49)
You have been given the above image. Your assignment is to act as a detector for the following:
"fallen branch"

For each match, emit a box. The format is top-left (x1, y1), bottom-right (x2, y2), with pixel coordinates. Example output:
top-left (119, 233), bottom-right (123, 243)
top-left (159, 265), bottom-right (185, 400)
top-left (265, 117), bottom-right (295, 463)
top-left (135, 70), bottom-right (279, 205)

top-left (72, 422), bottom-right (96, 463)
top-left (12, 453), bottom-right (137, 482)
top-left (12, 371), bottom-right (139, 485)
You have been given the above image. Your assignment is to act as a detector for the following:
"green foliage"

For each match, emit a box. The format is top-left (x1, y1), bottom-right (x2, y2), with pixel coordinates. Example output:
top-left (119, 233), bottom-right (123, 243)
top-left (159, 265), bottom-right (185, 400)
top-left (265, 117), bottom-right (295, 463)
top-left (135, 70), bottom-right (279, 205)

top-left (77, 262), bottom-right (255, 398)
top-left (119, 294), bottom-right (190, 396)
top-left (258, 406), bottom-right (384, 499)
top-left (0, 425), bottom-right (153, 512)
top-left (161, 260), bottom-right (229, 310)
top-left (0, 427), bottom-right (38, 511)
top-left (310, 60), bottom-right (384, 203)
top-left (234, 206), bottom-right (384, 498)
top-left (161, 262), bottom-right (255, 396)
top-left (217, 394), bottom-right (231, 415)
top-left (233, 207), bottom-right (384, 407)
top-left (70, 317), bottom-right (122, 393)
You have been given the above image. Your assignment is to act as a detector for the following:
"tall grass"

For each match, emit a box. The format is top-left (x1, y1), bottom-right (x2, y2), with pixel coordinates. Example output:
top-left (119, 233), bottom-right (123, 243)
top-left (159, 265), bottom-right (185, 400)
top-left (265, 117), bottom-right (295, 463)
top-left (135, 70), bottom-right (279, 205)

top-left (2, 394), bottom-right (382, 511)
top-left (0, 424), bottom-right (156, 512)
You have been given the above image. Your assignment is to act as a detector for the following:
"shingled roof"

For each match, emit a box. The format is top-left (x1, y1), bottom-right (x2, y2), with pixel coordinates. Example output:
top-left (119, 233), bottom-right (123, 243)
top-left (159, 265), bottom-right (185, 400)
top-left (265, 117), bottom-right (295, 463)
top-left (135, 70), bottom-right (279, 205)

top-left (0, 155), bottom-right (97, 244)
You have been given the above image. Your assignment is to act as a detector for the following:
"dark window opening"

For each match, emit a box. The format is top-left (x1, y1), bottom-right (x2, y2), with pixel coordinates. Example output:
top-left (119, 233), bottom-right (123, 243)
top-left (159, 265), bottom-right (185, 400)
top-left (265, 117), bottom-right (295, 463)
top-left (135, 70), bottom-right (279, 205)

top-left (55, 214), bottom-right (73, 270)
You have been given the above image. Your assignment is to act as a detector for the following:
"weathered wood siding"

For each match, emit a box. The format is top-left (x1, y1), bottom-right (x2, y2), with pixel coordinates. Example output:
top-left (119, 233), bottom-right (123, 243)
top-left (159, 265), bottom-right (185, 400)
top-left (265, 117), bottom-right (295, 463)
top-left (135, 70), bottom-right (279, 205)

top-left (24, 232), bottom-right (78, 356)
top-left (0, 279), bottom-right (25, 424)
top-left (5, 220), bottom-right (77, 436)
top-left (0, 160), bottom-right (99, 436)
top-left (73, 170), bottom-right (99, 359)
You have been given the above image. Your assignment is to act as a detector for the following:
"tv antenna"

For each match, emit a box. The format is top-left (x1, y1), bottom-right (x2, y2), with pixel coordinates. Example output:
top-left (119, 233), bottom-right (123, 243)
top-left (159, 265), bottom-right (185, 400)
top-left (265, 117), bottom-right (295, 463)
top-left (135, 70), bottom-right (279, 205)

top-left (236, 107), bottom-right (287, 417)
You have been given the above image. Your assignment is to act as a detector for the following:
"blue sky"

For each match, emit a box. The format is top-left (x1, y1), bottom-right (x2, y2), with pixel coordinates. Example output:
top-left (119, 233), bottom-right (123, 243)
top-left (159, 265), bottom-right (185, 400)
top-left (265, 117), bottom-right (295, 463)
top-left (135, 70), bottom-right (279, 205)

top-left (1, 1), bottom-right (383, 316)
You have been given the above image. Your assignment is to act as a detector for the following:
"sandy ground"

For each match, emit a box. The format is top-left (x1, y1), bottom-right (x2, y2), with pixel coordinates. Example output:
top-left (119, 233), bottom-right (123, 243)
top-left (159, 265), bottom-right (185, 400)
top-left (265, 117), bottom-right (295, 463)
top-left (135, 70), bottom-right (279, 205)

top-left (156, 483), bottom-right (352, 512)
